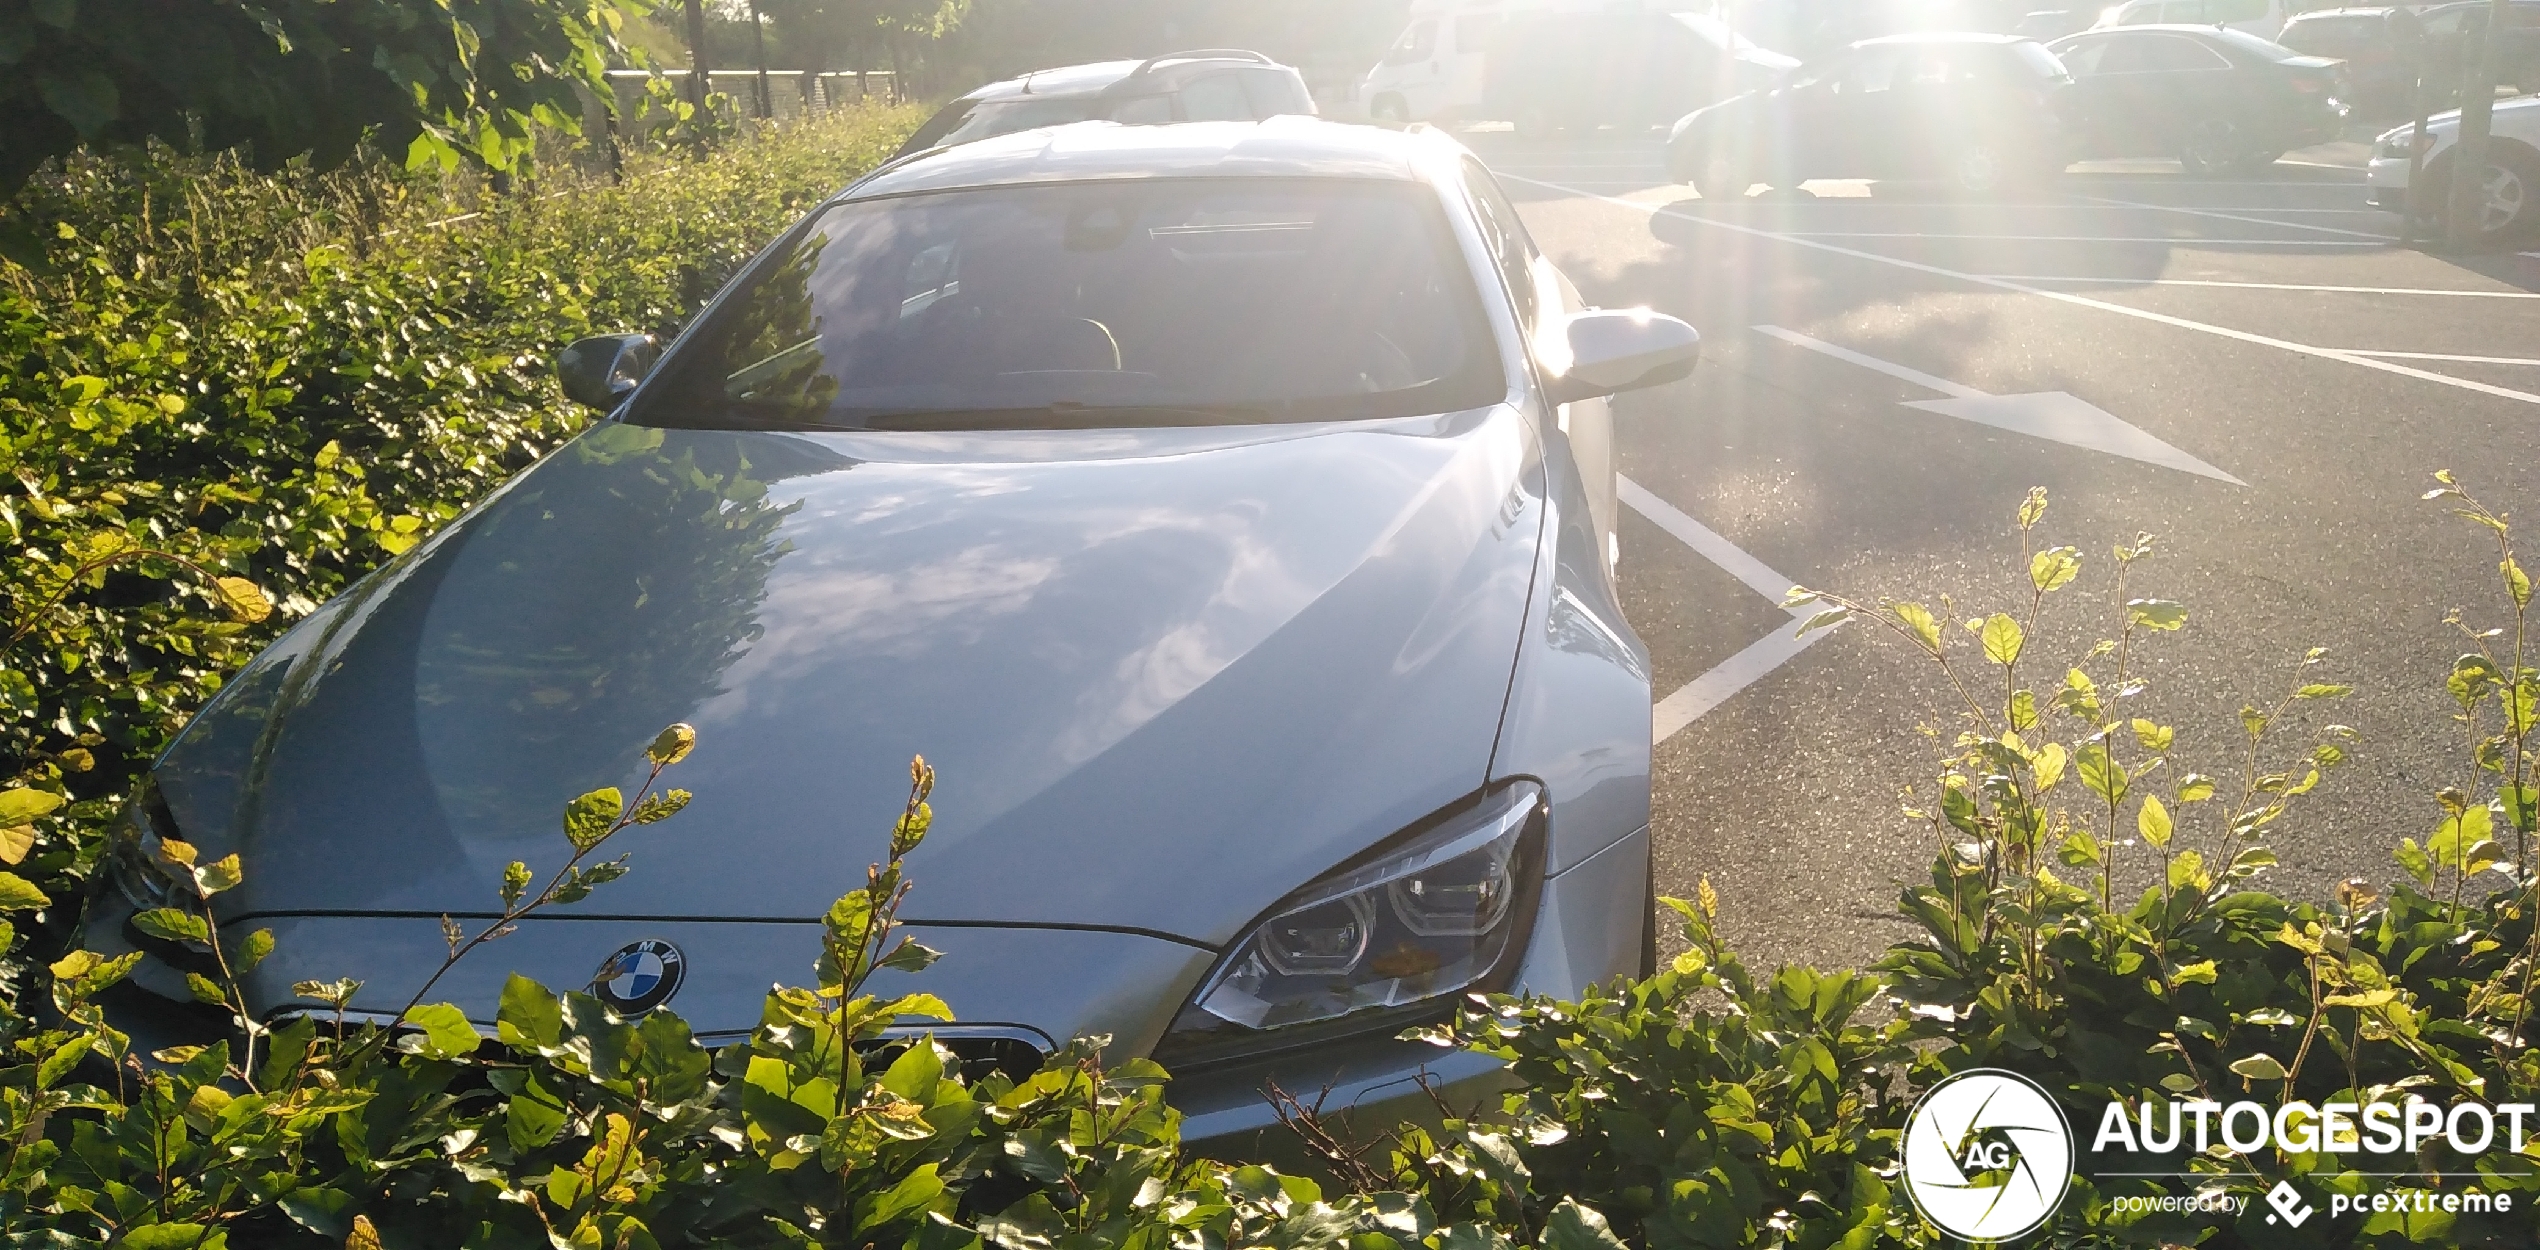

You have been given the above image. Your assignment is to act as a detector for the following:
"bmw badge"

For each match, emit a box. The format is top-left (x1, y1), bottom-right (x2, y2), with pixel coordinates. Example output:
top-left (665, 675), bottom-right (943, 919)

top-left (589, 939), bottom-right (685, 1014)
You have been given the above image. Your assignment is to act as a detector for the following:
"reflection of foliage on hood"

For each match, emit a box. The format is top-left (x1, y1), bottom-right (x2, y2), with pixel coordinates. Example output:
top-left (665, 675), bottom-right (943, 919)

top-left (410, 427), bottom-right (846, 840)
top-left (706, 233), bottom-right (844, 422)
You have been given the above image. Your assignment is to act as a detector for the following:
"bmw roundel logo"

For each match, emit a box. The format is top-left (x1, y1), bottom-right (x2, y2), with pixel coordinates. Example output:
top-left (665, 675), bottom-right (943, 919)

top-left (589, 939), bottom-right (685, 1015)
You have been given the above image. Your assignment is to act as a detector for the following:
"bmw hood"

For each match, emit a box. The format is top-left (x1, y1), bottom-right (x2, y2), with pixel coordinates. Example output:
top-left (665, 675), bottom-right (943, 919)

top-left (155, 409), bottom-right (1546, 948)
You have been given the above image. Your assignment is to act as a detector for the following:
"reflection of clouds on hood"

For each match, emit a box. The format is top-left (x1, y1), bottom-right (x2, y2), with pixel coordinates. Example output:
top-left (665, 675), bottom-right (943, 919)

top-left (1046, 497), bottom-right (1340, 771)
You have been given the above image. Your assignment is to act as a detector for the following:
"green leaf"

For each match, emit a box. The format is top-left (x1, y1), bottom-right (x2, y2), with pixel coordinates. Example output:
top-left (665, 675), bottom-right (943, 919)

top-left (132, 907), bottom-right (210, 944)
top-left (1541, 1200), bottom-right (1630, 1250)
top-left (506, 1072), bottom-right (568, 1151)
top-left (236, 928), bottom-right (275, 974)
top-left (192, 854), bottom-right (243, 895)
top-left (498, 973), bottom-right (564, 1049)
top-left (2009, 688), bottom-right (2038, 731)
top-left (186, 972), bottom-right (228, 1005)
top-left (2228, 1053), bottom-right (2289, 1081)
top-left (2507, 557), bottom-right (2533, 608)
top-left (647, 722), bottom-right (697, 765)
top-left (2033, 741), bottom-right (2066, 790)
top-left (402, 1003), bottom-right (481, 1060)
top-left (1794, 606), bottom-right (1850, 638)
top-left (562, 787), bottom-right (624, 851)
top-left (0, 825), bottom-right (33, 865)
top-left (0, 787), bottom-right (64, 824)
top-left (2395, 837), bottom-right (2435, 887)
top-left (0, 871), bottom-right (52, 911)
top-left (2030, 545), bottom-right (2081, 593)
top-left (2075, 742), bottom-right (2126, 805)
top-left (2170, 959), bottom-right (2218, 985)
top-left (2167, 849), bottom-right (2209, 892)
top-left (2016, 486), bottom-right (2049, 530)
top-left (2294, 683), bottom-right (2354, 700)
top-left (2176, 773), bottom-right (2217, 803)
top-left (2126, 598), bottom-right (2188, 631)
top-left (2058, 829), bottom-right (2103, 868)
top-left (2130, 718), bottom-right (2173, 751)
top-left (36, 1034), bottom-right (91, 1087)
top-left (630, 788), bottom-right (691, 824)
top-left (1893, 602), bottom-right (1942, 653)
top-left (1980, 613), bottom-right (2023, 667)
top-left (213, 577), bottom-right (272, 623)
top-left (500, 860), bottom-right (531, 908)
top-left (121, 1225), bottom-right (221, 1250)
top-left (2137, 795), bottom-right (2173, 849)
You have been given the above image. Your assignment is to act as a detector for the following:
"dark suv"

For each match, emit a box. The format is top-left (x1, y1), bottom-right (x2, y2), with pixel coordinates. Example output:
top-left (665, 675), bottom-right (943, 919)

top-left (895, 51), bottom-right (1317, 157)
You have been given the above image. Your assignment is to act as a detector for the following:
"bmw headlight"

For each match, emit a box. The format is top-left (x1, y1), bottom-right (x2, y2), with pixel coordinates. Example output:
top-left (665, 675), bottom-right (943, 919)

top-left (1155, 781), bottom-right (1544, 1065)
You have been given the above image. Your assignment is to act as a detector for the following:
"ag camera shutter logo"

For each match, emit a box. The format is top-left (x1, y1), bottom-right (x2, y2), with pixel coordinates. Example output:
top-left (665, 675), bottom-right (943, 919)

top-left (1902, 1069), bottom-right (2074, 1241)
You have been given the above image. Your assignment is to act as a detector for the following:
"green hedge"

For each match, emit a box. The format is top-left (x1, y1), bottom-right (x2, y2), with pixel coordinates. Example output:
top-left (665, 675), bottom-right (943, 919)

top-left (0, 101), bottom-right (922, 874)
top-left (7, 111), bottom-right (2540, 1247)
top-left (7, 478), bottom-right (2538, 1247)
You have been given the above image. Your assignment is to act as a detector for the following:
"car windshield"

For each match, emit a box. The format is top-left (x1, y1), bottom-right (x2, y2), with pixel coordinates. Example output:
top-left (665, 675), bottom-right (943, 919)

top-left (635, 178), bottom-right (1502, 430)
top-left (940, 97), bottom-right (1105, 146)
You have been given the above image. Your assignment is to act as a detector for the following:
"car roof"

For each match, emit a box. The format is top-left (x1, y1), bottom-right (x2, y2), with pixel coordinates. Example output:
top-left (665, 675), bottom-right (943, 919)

top-left (963, 53), bottom-right (1289, 104)
top-left (2285, 6), bottom-right (2397, 15)
top-left (846, 117), bottom-right (1452, 200)
top-left (1853, 31), bottom-right (2035, 46)
top-left (2060, 23), bottom-right (2231, 35)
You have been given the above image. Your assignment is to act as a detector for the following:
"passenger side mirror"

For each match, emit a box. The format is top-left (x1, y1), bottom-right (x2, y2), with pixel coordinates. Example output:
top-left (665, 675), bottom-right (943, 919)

top-left (557, 333), bottom-right (661, 411)
top-left (1541, 309), bottom-right (1701, 405)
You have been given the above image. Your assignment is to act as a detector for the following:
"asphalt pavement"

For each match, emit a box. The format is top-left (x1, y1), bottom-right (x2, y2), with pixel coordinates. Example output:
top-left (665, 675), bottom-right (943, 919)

top-left (1472, 130), bottom-right (2540, 974)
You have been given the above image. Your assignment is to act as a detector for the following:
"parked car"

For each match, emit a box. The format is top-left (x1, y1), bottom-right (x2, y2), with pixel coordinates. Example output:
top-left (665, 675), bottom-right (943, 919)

top-left (2415, 0), bottom-right (2540, 95)
top-left (1665, 33), bottom-right (2078, 197)
top-left (1481, 10), bottom-right (1799, 132)
top-left (2367, 93), bottom-right (2540, 241)
top-left (893, 51), bottom-right (1314, 157)
top-left (2092, 0), bottom-right (2294, 42)
top-left (86, 118), bottom-right (1694, 1154)
top-left (2275, 6), bottom-right (2424, 117)
top-left (2047, 26), bottom-right (2349, 174)
top-left (1360, 0), bottom-right (1793, 126)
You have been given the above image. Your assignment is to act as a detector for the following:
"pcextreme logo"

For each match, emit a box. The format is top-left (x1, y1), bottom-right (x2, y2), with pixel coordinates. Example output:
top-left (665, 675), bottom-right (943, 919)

top-left (1900, 1069), bottom-right (2074, 1241)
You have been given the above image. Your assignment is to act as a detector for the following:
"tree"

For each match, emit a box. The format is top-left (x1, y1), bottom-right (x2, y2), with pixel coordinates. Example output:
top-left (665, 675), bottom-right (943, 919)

top-left (0, 0), bottom-right (653, 192)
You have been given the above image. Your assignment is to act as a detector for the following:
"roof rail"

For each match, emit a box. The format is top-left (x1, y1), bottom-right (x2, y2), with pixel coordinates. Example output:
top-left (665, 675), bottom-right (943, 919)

top-left (1126, 48), bottom-right (1275, 78)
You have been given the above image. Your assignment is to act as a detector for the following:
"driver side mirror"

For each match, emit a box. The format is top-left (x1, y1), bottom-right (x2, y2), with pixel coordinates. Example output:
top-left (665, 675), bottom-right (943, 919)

top-left (1542, 309), bottom-right (1701, 405)
top-left (558, 333), bottom-right (661, 411)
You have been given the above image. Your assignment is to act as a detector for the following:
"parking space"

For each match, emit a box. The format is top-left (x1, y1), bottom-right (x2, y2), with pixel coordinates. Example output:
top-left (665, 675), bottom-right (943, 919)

top-left (1472, 131), bottom-right (2540, 969)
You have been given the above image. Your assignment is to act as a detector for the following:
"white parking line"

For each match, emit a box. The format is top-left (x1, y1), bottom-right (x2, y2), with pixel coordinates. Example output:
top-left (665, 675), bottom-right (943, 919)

top-left (1979, 276), bottom-right (2540, 298)
top-left (1618, 476), bottom-right (1829, 744)
top-left (2069, 193), bottom-right (2399, 241)
top-left (1783, 231), bottom-right (2383, 245)
top-left (2330, 350), bottom-right (2540, 366)
top-left (1651, 619), bottom-right (1824, 743)
top-left (1619, 476), bottom-right (1811, 601)
top-left (1496, 173), bottom-right (2540, 407)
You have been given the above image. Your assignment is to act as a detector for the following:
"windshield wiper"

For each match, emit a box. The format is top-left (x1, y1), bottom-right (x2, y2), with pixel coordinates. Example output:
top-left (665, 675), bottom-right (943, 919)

top-left (852, 404), bottom-right (1272, 431)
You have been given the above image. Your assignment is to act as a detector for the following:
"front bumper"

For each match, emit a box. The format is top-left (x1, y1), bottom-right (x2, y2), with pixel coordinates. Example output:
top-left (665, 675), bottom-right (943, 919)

top-left (82, 822), bottom-right (1652, 1159)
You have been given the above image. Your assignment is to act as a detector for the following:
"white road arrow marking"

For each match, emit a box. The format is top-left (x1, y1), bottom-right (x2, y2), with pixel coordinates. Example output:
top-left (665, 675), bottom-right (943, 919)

top-left (1618, 476), bottom-right (1832, 744)
top-left (1752, 324), bottom-right (2247, 486)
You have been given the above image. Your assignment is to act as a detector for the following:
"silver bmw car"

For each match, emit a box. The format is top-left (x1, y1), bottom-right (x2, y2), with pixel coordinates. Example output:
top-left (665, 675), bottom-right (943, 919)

top-left (88, 118), bottom-right (1695, 1154)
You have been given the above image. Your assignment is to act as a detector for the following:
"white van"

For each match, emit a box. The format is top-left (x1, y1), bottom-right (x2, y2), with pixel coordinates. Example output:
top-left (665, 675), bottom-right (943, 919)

top-left (1358, 0), bottom-right (1793, 126)
top-left (2091, 0), bottom-right (2293, 42)
top-left (1360, 0), bottom-right (1507, 123)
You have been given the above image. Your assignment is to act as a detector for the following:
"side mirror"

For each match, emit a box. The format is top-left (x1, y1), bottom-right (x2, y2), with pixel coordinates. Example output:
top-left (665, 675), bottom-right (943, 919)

top-left (1542, 309), bottom-right (1701, 405)
top-left (558, 333), bottom-right (661, 411)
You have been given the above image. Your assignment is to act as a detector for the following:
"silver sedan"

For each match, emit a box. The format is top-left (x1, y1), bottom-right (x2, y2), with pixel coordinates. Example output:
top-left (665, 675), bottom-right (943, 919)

top-left (88, 117), bottom-right (1697, 1155)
